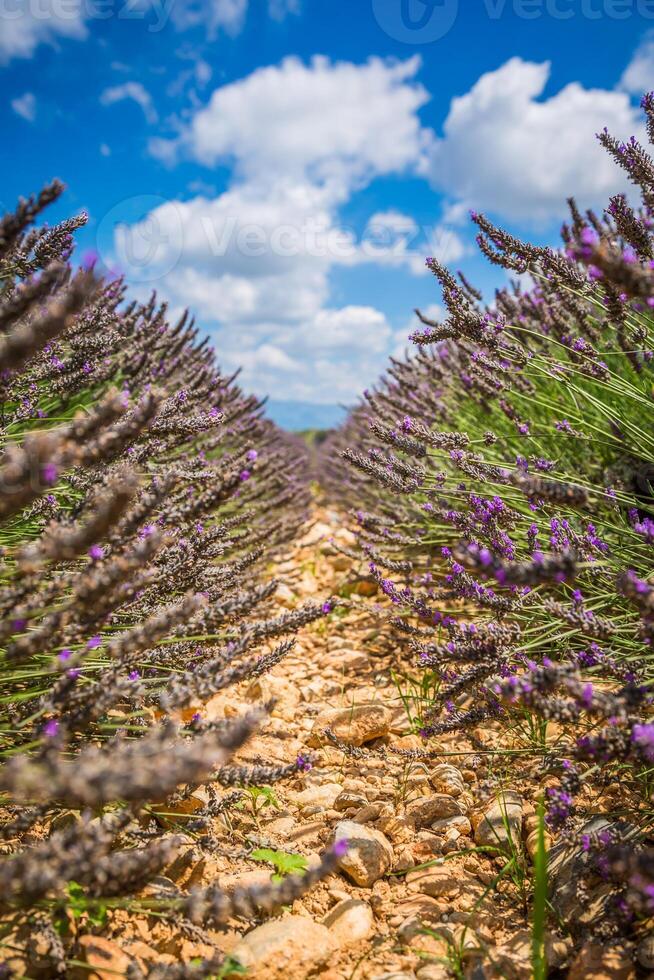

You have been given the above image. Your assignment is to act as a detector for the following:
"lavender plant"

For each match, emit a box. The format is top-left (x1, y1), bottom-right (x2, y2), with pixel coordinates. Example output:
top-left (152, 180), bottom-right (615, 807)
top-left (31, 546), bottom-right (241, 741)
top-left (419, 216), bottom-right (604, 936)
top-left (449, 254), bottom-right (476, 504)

top-left (0, 183), bottom-right (341, 976)
top-left (325, 96), bottom-right (654, 954)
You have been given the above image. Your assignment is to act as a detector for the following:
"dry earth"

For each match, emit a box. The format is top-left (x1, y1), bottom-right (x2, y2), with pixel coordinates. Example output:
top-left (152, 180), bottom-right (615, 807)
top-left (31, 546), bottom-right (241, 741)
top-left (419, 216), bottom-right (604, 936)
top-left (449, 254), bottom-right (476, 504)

top-left (13, 502), bottom-right (648, 980)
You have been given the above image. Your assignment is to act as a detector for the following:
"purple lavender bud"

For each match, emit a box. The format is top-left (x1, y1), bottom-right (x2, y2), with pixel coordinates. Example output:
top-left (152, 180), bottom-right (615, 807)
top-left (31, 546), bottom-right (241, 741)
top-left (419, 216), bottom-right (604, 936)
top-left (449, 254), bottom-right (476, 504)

top-left (321, 601), bottom-right (332, 614)
top-left (81, 249), bottom-right (99, 271)
top-left (86, 635), bottom-right (102, 650)
top-left (58, 649), bottom-right (72, 662)
top-left (88, 545), bottom-right (104, 560)
top-left (41, 463), bottom-right (58, 485)
top-left (43, 719), bottom-right (59, 738)
top-left (246, 449), bottom-right (258, 462)
top-left (129, 670), bottom-right (140, 681)
top-left (632, 723), bottom-right (654, 762)
top-left (332, 838), bottom-right (350, 858)
top-left (239, 470), bottom-right (251, 482)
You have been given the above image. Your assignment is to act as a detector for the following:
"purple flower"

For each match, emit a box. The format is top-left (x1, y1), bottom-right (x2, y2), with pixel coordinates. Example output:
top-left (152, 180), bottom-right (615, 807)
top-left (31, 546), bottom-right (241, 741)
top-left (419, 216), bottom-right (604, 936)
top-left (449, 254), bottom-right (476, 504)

top-left (296, 754), bottom-right (313, 772)
top-left (11, 619), bottom-right (26, 632)
top-left (128, 670), bottom-right (140, 681)
top-left (246, 449), bottom-right (258, 462)
top-left (332, 838), bottom-right (350, 858)
top-left (58, 649), bottom-right (72, 662)
top-left (81, 249), bottom-right (99, 271)
top-left (43, 719), bottom-right (59, 738)
top-left (86, 635), bottom-right (102, 650)
top-left (88, 545), bottom-right (103, 560)
top-left (239, 469), bottom-right (251, 482)
top-left (321, 601), bottom-right (332, 614)
top-left (632, 723), bottom-right (654, 762)
top-left (41, 463), bottom-right (58, 485)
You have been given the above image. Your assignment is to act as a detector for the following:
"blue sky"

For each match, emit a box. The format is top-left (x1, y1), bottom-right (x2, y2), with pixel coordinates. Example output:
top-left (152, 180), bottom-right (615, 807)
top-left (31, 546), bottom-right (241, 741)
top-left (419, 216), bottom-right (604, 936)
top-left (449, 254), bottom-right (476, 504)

top-left (2, 0), bottom-right (654, 424)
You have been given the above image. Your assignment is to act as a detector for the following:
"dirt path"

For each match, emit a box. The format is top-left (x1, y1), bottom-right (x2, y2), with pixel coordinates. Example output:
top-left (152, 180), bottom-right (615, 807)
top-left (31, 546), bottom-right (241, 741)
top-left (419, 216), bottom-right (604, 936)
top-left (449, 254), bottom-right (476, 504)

top-left (86, 502), bottom-right (554, 980)
top-left (174, 501), bottom-right (547, 980)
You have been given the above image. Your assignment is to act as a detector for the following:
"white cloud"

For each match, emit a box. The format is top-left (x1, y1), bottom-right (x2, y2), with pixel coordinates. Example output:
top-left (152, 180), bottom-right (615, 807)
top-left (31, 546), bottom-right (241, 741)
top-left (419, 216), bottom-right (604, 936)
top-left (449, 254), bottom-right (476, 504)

top-left (100, 143), bottom-right (111, 157)
top-left (100, 82), bottom-right (158, 124)
top-left (0, 0), bottom-right (86, 64)
top-left (170, 0), bottom-right (248, 35)
top-left (11, 92), bottom-right (36, 122)
top-left (113, 57), bottom-right (435, 401)
top-left (174, 55), bottom-right (430, 197)
top-left (620, 33), bottom-right (654, 95)
top-left (268, 0), bottom-right (301, 19)
top-left (426, 57), bottom-right (643, 223)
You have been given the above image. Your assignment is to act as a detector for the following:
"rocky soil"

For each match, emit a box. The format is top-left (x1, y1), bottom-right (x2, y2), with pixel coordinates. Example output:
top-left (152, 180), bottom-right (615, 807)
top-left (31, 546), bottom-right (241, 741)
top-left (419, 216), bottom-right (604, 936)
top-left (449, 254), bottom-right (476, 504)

top-left (11, 503), bottom-right (649, 980)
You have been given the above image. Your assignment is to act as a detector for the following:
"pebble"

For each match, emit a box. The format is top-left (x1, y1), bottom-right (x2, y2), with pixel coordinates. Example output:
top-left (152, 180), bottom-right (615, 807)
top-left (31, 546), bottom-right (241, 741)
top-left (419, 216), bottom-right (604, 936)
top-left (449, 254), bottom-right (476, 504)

top-left (334, 791), bottom-right (368, 811)
top-left (473, 791), bottom-right (523, 850)
top-left (405, 794), bottom-right (466, 829)
top-left (430, 815), bottom-right (472, 837)
top-left (293, 781), bottom-right (343, 809)
top-left (333, 820), bottom-right (394, 887)
top-left (637, 935), bottom-right (654, 970)
top-left (429, 764), bottom-right (466, 798)
top-left (405, 866), bottom-right (461, 898)
top-left (308, 703), bottom-right (392, 747)
top-left (323, 898), bottom-right (375, 946)
top-left (230, 916), bottom-right (336, 979)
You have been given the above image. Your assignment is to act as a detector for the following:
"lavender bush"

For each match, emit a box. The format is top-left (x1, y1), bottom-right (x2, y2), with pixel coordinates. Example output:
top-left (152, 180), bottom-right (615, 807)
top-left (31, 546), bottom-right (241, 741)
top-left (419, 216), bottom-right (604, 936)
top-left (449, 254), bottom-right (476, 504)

top-left (0, 183), bottom-right (341, 977)
top-left (325, 97), bottom-right (654, 955)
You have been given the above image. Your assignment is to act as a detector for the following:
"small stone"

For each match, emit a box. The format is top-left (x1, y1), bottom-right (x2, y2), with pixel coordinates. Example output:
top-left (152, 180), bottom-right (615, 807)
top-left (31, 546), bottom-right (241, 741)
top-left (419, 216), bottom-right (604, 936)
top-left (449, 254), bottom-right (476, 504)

top-left (637, 935), bottom-right (654, 970)
top-left (430, 815), bottom-right (471, 837)
top-left (336, 650), bottom-right (369, 672)
top-left (275, 583), bottom-right (296, 606)
top-left (308, 704), bottom-right (392, 747)
top-left (406, 794), bottom-right (466, 829)
top-left (77, 936), bottom-right (131, 980)
top-left (405, 866), bottom-right (461, 898)
top-left (567, 942), bottom-right (635, 980)
top-left (473, 791), bottom-right (522, 850)
top-left (429, 764), bottom-right (466, 798)
top-left (334, 791), bottom-right (368, 811)
top-left (415, 965), bottom-right (450, 980)
top-left (352, 803), bottom-right (383, 823)
top-left (294, 781), bottom-right (343, 809)
top-left (231, 916), bottom-right (336, 978)
top-left (333, 819), bottom-right (394, 887)
top-left (323, 898), bottom-right (374, 946)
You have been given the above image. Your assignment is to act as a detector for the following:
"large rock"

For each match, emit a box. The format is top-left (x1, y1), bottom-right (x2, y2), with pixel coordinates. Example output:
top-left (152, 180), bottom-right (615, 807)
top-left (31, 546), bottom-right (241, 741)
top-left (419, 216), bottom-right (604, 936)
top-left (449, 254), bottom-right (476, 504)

top-left (323, 898), bottom-right (374, 945)
top-left (230, 916), bottom-right (335, 978)
top-left (333, 820), bottom-right (394, 887)
top-left (308, 703), bottom-right (392, 747)
top-left (473, 791), bottom-right (522, 850)
top-left (548, 817), bottom-right (636, 934)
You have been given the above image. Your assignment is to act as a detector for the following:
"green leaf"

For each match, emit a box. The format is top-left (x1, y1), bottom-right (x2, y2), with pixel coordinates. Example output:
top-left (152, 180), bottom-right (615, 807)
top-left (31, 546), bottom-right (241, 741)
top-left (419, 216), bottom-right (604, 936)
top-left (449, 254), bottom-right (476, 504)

top-left (531, 803), bottom-right (549, 980)
top-left (250, 847), bottom-right (308, 880)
